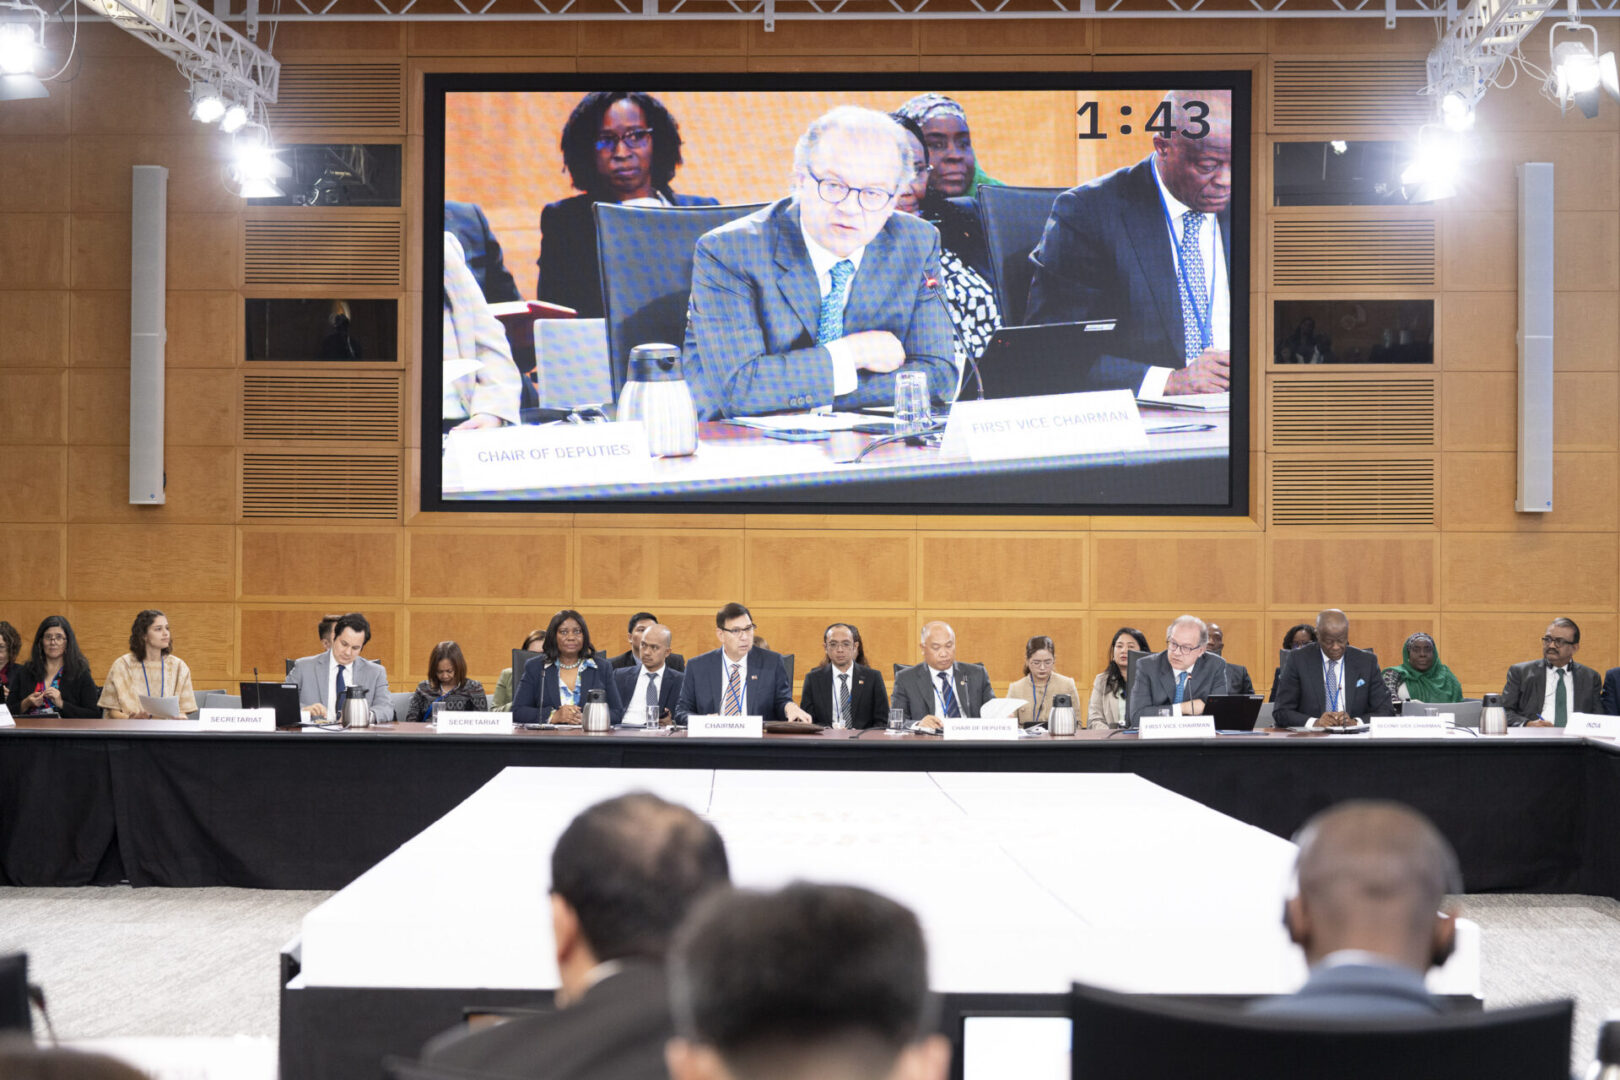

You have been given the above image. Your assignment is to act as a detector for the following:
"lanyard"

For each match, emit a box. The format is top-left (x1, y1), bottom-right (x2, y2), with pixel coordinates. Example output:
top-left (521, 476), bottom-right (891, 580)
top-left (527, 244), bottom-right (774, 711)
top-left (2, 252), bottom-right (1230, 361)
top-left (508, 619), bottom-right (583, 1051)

top-left (1032, 678), bottom-right (1050, 721)
top-left (1324, 659), bottom-right (1340, 713)
top-left (140, 657), bottom-right (164, 699)
top-left (1152, 158), bottom-right (1215, 354)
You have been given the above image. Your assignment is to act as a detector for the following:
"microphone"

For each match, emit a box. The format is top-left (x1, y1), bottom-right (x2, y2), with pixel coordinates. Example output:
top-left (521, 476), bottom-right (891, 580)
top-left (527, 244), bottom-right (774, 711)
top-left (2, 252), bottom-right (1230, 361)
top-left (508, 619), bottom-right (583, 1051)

top-left (923, 270), bottom-right (983, 402)
top-left (253, 667), bottom-right (262, 710)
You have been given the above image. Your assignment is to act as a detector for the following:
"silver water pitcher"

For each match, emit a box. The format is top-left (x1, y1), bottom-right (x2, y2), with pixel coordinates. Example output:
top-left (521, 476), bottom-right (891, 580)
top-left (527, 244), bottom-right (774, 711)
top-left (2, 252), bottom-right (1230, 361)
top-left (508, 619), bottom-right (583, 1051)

top-left (1480, 692), bottom-right (1506, 736)
top-left (618, 344), bottom-right (698, 458)
top-left (1048, 693), bottom-right (1078, 736)
top-left (582, 688), bottom-right (611, 733)
top-left (341, 686), bottom-right (370, 728)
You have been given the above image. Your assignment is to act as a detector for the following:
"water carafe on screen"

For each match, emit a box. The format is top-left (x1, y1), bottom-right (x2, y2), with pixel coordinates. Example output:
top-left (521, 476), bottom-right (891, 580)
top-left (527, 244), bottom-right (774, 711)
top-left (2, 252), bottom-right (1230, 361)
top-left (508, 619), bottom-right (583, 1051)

top-left (618, 344), bottom-right (698, 458)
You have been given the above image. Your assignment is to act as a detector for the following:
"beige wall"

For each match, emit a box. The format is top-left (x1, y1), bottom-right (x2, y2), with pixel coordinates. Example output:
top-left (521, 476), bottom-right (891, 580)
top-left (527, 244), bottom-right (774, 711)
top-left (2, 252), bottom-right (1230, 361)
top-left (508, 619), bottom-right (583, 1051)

top-left (2, 16), bottom-right (1616, 699)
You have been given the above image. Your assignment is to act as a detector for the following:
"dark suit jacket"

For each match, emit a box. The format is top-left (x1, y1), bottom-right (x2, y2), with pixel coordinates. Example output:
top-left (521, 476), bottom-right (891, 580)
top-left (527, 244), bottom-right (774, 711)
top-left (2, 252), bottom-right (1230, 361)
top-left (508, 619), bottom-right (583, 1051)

top-left (612, 663), bottom-right (683, 719)
top-left (513, 654), bottom-right (625, 725)
top-left (890, 662), bottom-right (993, 723)
top-left (1126, 651), bottom-right (1232, 726)
top-left (1026, 156), bottom-right (1230, 392)
top-left (1504, 659), bottom-right (1602, 726)
top-left (674, 647), bottom-right (792, 725)
top-left (1248, 962), bottom-right (1442, 1019)
top-left (682, 197), bottom-right (956, 420)
top-left (6, 662), bottom-right (100, 718)
top-left (421, 960), bottom-right (671, 1080)
top-left (1272, 644), bottom-right (1394, 728)
top-left (1224, 662), bottom-right (1256, 697)
top-left (445, 200), bottom-right (521, 304)
top-left (800, 663), bottom-right (889, 729)
top-left (538, 189), bottom-right (717, 318)
top-left (607, 649), bottom-right (685, 673)
top-left (1603, 667), bottom-right (1620, 716)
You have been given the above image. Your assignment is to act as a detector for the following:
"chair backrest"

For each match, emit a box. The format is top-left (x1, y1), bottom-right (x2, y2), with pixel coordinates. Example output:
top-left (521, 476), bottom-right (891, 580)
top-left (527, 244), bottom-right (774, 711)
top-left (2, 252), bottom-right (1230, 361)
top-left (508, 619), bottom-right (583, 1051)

top-left (595, 201), bottom-right (768, 403)
top-left (781, 653), bottom-right (795, 689)
top-left (976, 184), bottom-right (1066, 325)
top-left (893, 662), bottom-right (908, 682)
top-left (214, 694), bottom-right (242, 709)
top-left (1069, 980), bottom-right (1572, 1080)
top-left (1257, 701), bottom-right (1276, 729)
top-left (284, 658), bottom-right (295, 676)
top-left (391, 691), bottom-right (415, 720)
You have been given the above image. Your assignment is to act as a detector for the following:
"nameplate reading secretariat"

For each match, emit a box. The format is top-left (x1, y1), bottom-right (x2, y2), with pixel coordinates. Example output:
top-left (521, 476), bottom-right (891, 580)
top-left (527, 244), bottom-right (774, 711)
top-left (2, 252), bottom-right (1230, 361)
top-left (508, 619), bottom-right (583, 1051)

top-left (1566, 713), bottom-right (1620, 739)
top-left (942, 716), bottom-right (1019, 741)
top-left (1139, 714), bottom-right (1216, 740)
top-left (940, 390), bottom-right (1149, 464)
top-left (199, 707), bottom-right (276, 732)
top-left (1370, 716), bottom-right (1451, 739)
top-left (436, 711), bottom-right (514, 735)
top-left (443, 422), bottom-right (653, 493)
top-left (687, 715), bottom-right (764, 739)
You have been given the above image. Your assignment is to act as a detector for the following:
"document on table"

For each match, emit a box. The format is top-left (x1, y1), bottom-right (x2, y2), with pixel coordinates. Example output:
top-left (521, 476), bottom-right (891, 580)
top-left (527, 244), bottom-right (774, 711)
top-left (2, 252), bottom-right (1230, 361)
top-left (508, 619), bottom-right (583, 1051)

top-left (723, 412), bottom-right (873, 434)
top-left (138, 694), bottom-right (183, 719)
top-left (1135, 390), bottom-right (1229, 412)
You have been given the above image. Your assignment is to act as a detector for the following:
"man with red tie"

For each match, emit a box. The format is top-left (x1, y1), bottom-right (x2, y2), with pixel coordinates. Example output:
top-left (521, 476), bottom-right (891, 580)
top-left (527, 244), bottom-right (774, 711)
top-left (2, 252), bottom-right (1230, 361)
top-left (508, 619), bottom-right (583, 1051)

top-left (674, 603), bottom-right (810, 726)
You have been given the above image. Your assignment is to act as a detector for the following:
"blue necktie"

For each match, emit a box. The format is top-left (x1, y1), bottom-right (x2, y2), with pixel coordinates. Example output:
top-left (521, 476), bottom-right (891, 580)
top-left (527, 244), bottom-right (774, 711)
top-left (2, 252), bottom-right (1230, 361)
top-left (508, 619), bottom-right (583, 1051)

top-left (1177, 210), bottom-right (1208, 363)
top-left (938, 671), bottom-right (960, 718)
top-left (1173, 670), bottom-right (1189, 704)
top-left (645, 672), bottom-right (658, 709)
top-left (335, 664), bottom-right (347, 706)
top-left (816, 260), bottom-right (855, 345)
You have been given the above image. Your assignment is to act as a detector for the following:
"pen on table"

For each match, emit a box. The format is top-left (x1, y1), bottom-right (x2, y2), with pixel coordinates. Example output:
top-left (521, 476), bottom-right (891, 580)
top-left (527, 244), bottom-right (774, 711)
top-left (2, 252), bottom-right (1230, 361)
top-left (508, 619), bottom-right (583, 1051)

top-left (1146, 423), bottom-right (1218, 435)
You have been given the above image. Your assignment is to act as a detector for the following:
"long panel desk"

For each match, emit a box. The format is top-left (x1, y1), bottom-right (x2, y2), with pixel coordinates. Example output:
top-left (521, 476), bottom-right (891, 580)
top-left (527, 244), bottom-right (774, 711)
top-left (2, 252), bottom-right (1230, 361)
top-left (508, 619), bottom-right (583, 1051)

top-left (2, 720), bottom-right (1614, 898)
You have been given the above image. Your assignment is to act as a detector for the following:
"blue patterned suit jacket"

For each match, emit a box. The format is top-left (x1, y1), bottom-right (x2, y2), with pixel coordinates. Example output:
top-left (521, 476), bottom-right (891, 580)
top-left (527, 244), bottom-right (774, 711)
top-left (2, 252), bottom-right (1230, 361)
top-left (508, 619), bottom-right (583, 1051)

top-left (681, 198), bottom-right (956, 420)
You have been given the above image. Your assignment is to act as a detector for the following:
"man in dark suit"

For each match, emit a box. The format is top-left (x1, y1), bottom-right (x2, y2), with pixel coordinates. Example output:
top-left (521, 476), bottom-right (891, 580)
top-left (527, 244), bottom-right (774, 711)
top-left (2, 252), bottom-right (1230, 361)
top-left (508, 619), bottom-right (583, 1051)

top-left (1603, 665), bottom-right (1620, 716)
top-left (607, 611), bottom-right (685, 673)
top-left (674, 603), bottom-right (810, 725)
top-left (444, 199), bottom-right (521, 304)
top-left (421, 792), bottom-right (730, 1080)
top-left (1504, 617), bottom-right (1602, 726)
top-left (1127, 615), bottom-right (1232, 726)
top-left (682, 105), bottom-right (956, 421)
top-left (1250, 800), bottom-right (1458, 1018)
top-left (613, 623), bottom-right (682, 725)
top-left (1026, 89), bottom-right (1233, 398)
top-left (1273, 609), bottom-right (1394, 728)
top-left (799, 622), bottom-right (890, 729)
top-left (894, 621), bottom-right (993, 730)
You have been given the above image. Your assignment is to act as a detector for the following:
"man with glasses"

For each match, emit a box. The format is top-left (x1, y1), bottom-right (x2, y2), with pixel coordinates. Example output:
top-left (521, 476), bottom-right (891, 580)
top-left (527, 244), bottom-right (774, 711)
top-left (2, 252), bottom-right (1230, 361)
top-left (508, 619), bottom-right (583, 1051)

top-left (799, 622), bottom-right (890, 728)
top-left (895, 621), bottom-right (993, 730)
top-left (682, 105), bottom-right (956, 420)
top-left (674, 602), bottom-right (809, 725)
top-left (1126, 614), bottom-right (1232, 727)
top-left (1272, 608), bottom-right (1393, 729)
top-left (1504, 617), bottom-right (1601, 726)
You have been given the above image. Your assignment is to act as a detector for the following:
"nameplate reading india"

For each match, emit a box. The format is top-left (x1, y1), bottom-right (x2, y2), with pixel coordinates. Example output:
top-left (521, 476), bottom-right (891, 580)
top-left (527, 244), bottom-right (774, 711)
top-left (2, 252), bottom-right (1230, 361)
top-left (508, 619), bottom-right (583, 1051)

top-left (939, 390), bottom-right (1149, 464)
top-left (1567, 713), bottom-right (1620, 739)
top-left (1139, 715), bottom-right (1216, 740)
top-left (436, 711), bottom-right (514, 735)
top-left (442, 422), bottom-right (653, 494)
top-left (1370, 716), bottom-right (1451, 739)
top-left (942, 716), bottom-right (1019, 741)
top-left (687, 715), bottom-right (764, 739)
top-left (199, 707), bottom-right (276, 733)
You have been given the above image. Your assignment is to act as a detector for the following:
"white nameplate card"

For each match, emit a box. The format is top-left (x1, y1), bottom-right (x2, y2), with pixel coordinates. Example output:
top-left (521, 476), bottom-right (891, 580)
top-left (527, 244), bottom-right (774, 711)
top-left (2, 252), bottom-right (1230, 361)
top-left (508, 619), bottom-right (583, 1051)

top-left (0, 704), bottom-right (13, 728)
top-left (1566, 713), bottom-right (1620, 739)
top-left (437, 711), bottom-right (514, 735)
top-left (199, 707), bottom-right (276, 733)
top-left (1370, 716), bottom-right (1450, 739)
top-left (687, 715), bottom-right (763, 739)
top-left (939, 390), bottom-right (1148, 464)
top-left (942, 716), bottom-right (1020, 741)
top-left (1139, 714), bottom-right (1217, 739)
top-left (443, 422), bottom-right (652, 494)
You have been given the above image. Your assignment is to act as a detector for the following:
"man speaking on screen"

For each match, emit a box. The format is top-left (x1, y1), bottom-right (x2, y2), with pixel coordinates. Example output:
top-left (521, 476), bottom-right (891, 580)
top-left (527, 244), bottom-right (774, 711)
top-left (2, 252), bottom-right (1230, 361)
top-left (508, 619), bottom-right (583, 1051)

top-left (682, 105), bottom-right (957, 421)
top-left (1026, 90), bottom-right (1232, 399)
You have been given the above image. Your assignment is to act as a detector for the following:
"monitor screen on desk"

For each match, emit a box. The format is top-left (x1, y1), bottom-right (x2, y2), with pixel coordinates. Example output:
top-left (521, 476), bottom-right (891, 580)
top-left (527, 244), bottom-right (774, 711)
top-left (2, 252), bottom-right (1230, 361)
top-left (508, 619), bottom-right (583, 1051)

top-left (422, 72), bottom-right (1250, 516)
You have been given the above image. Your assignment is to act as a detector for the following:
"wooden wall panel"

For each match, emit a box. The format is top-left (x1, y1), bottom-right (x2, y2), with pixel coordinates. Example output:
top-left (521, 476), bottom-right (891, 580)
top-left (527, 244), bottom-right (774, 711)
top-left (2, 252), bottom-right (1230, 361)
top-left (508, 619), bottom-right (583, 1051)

top-left (1269, 538), bottom-right (1437, 608)
top-left (578, 21), bottom-right (743, 54)
top-left (67, 601), bottom-right (236, 688)
top-left (1442, 213), bottom-right (1514, 291)
top-left (69, 56), bottom-right (193, 136)
top-left (239, 606), bottom-right (402, 682)
top-left (922, 613), bottom-right (1092, 690)
top-left (71, 290), bottom-right (237, 369)
top-left (746, 20), bottom-right (918, 54)
top-left (0, 448), bottom-right (67, 523)
top-left (1095, 20), bottom-right (1265, 52)
top-left (574, 530), bottom-right (745, 606)
top-left (0, 291), bottom-right (69, 368)
top-left (1443, 373), bottom-right (1619, 453)
top-left (65, 369), bottom-right (237, 448)
top-left (1556, 213), bottom-right (1620, 293)
top-left (1093, 612), bottom-right (1266, 686)
top-left (1093, 536), bottom-right (1260, 607)
top-left (0, 137), bottom-right (71, 213)
top-left (404, 606), bottom-right (559, 684)
top-left (66, 446), bottom-right (238, 525)
top-left (1441, 453), bottom-right (1619, 533)
top-left (0, 215), bottom-right (70, 290)
top-left (239, 528), bottom-right (403, 601)
top-left (67, 525), bottom-right (234, 602)
top-left (1, 525), bottom-right (65, 601)
top-left (405, 22), bottom-right (574, 55)
top-left (1441, 534), bottom-right (1618, 612)
top-left (1440, 294), bottom-right (1514, 372)
top-left (0, 370), bottom-right (66, 444)
top-left (748, 532), bottom-right (915, 607)
top-left (1440, 612), bottom-right (1619, 696)
top-left (919, 533), bottom-right (1086, 608)
top-left (71, 136), bottom-right (241, 215)
top-left (169, 215), bottom-right (242, 292)
top-left (68, 215), bottom-right (130, 290)
top-left (406, 529), bottom-right (571, 602)
top-left (1264, 614), bottom-right (1440, 684)
top-left (919, 19), bottom-right (1091, 54)
top-left (1554, 292), bottom-right (1620, 372)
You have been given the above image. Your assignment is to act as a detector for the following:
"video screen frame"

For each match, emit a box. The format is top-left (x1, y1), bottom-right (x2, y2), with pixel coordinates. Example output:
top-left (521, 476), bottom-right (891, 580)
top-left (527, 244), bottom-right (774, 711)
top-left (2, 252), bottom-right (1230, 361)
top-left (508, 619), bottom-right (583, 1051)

top-left (420, 70), bottom-right (1252, 518)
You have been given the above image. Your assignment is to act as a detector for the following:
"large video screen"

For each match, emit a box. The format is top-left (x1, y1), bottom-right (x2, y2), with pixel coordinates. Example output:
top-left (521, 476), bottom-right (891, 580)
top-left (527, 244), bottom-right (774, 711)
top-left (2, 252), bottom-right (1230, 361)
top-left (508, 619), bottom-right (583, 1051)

top-left (422, 73), bottom-right (1250, 515)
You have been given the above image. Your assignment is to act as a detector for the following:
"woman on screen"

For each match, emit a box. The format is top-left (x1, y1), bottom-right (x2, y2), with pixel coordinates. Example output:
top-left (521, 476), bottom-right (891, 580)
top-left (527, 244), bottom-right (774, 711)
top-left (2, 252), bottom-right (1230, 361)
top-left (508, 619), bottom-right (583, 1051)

top-left (1087, 627), bottom-right (1149, 730)
top-left (1008, 635), bottom-right (1078, 728)
top-left (491, 628), bottom-right (545, 712)
top-left (8, 615), bottom-right (99, 719)
top-left (99, 609), bottom-right (197, 720)
top-left (1381, 632), bottom-right (1463, 705)
top-left (537, 91), bottom-right (718, 319)
top-left (893, 93), bottom-right (996, 275)
top-left (407, 640), bottom-right (488, 722)
top-left (511, 609), bottom-right (624, 726)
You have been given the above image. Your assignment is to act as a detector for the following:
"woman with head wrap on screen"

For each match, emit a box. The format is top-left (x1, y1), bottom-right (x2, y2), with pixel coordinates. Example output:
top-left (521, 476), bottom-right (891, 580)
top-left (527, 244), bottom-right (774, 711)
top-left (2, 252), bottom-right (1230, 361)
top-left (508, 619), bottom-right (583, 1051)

top-left (536, 91), bottom-right (718, 319)
top-left (1382, 632), bottom-right (1463, 705)
top-left (893, 92), bottom-right (999, 278)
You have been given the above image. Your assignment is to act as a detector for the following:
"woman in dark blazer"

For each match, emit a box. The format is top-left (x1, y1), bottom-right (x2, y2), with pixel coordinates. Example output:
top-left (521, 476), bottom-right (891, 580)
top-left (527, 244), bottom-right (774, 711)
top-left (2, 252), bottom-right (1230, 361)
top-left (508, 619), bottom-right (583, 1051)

top-left (8, 615), bottom-right (100, 718)
top-left (512, 609), bottom-right (624, 726)
top-left (536, 91), bottom-right (717, 318)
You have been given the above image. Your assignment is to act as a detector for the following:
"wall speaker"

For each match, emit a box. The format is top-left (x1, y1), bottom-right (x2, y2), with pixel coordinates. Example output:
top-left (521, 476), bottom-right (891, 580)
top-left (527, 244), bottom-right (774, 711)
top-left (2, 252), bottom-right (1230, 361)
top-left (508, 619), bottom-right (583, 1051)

top-left (130, 164), bottom-right (168, 505)
top-left (1516, 162), bottom-right (1554, 513)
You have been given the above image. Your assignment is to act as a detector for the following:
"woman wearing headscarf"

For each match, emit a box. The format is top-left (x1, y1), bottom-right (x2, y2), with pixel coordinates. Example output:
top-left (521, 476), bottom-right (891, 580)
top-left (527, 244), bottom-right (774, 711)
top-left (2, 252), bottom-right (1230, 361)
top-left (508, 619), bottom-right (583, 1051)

top-left (1381, 632), bottom-right (1463, 704)
top-left (892, 93), bottom-right (996, 279)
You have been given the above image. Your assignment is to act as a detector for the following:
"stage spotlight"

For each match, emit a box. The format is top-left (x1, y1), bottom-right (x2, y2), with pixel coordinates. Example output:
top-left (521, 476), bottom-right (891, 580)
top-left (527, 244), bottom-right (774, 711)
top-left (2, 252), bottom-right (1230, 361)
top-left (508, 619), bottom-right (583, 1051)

top-left (190, 80), bottom-right (225, 124)
top-left (1401, 128), bottom-right (1461, 203)
top-left (1441, 91), bottom-right (1475, 131)
top-left (1549, 19), bottom-right (1620, 118)
top-left (1330, 140), bottom-right (1348, 154)
top-left (220, 102), bottom-right (248, 133)
top-left (227, 124), bottom-right (289, 199)
top-left (0, 20), bottom-right (39, 75)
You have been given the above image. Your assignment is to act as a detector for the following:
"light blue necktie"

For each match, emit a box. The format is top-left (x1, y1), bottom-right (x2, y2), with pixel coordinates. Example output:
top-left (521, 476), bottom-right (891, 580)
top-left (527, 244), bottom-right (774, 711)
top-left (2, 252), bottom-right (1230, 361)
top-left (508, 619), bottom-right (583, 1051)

top-left (1177, 210), bottom-right (1208, 363)
top-left (816, 260), bottom-right (855, 345)
top-left (1173, 670), bottom-right (1189, 705)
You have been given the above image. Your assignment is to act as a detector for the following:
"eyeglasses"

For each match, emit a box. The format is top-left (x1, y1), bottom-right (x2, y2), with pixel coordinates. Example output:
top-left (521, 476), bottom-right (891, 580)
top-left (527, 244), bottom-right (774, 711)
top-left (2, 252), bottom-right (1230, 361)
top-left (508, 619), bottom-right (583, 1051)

top-left (41, 634), bottom-right (67, 643)
top-left (826, 639), bottom-right (857, 649)
top-left (806, 169), bottom-right (896, 213)
top-left (1542, 635), bottom-right (1576, 647)
top-left (1027, 657), bottom-right (1056, 668)
top-left (1166, 640), bottom-right (1203, 654)
top-left (721, 624), bottom-right (756, 636)
top-left (595, 127), bottom-right (653, 153)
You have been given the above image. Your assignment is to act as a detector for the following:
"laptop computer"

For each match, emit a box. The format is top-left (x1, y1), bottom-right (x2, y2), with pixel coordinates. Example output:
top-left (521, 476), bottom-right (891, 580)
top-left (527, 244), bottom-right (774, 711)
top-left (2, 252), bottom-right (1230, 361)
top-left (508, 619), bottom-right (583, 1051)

top-left (973, 320), bottom-right (1118, 400)
top-left (238, 681), bottom-right (303, 729)
top-left (1204, 694), bottom-right (1265, 732)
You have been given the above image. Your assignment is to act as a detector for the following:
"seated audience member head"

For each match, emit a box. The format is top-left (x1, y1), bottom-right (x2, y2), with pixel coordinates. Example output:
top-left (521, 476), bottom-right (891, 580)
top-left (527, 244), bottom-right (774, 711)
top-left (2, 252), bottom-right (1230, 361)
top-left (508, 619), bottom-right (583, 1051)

top-left (549, 792), bottom-right (729, 1002)
top-left (1284, 800), bottom-right (1460, 975)
top-left (521, 628), bottom-right (546, 654)
top-left (318, 613), bottom-right (343, 651)
top-left (667, 882), bottom-right (949, 1080)
top-left (1282, 623), bottom-right (1317, 652)
top-left (1404, 633), bottom-right (1436, 674)
top-left (428, 641), bottom-right (468, 692)
top-left (894, 92), bottom-right (977, 199)
top-left (823, 623), bottom-right (867, 670)
top-left (626, 612), bottom-right (658, 654)
top-left (129, 609), bottom-right (171, 662)
top-left (792, 106), bottom-right (912, 261)
top-left (1105, 627), bottom-right (1150, 693)
top-left (1315, 609), bottom-right (1351, 663)
top-left (919, 621), bottom-right (955, 673)
top-left (638, 623), bottom-right (673, 673)
top-left (329, 613), bottom-right (371, 667)
top-left (29, 615), bottom-right (87, 677)
top-left (0, 620), bottom-right (22, 671)
top-left (1542, 618), bottom-right (1580, 666)
top-left (1024, 636), bottom-right (1056, 680)
top-left (1164, 615), bottom-right (1208, 673)
top-left (560, 91), bottom-right (687, 204)
top-left (888, 113), bottom-right (932, 216)
top-left (0, 1037), bottom-right (151, 1080)
top-left (1152, 89), bottom-right (1233, 215)
top-left (715, 603), bottom-right (756, 662)
top-left (1206, 622), bottom-right (1225, 655)
top-left (544, 609), bottom-right (596, 664)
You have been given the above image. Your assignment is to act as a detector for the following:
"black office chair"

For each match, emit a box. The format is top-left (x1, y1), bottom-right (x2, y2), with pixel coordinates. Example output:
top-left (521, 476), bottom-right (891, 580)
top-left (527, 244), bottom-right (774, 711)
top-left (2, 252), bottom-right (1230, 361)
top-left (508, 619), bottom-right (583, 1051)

top-left (283, 658), bottom-right (295, 676)
top-left (1069, 980), bottom-right (1573, 1080)
top-left (594, 201), bottom-right (767, 404)
top-left (0, 953), bottom-right (29, 1034)
top-left (975, 184), bottom-right (1065, 325)
top-left (781, 654), bottom-right (795, 690)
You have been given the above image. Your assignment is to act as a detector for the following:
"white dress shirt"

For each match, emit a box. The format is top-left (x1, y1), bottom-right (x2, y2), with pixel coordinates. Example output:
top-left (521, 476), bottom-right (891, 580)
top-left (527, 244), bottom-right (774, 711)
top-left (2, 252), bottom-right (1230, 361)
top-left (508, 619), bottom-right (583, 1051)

top-left (632, 664), bottom-right (666, 713)
top-left (801, 227), bottom-right (867, 399)
top-left (1138, 156), bottom-right (1230, 398)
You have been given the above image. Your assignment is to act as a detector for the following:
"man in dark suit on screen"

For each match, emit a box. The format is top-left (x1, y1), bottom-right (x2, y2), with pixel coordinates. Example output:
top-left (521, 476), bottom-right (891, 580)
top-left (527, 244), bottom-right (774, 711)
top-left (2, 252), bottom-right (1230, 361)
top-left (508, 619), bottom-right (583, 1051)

top-left (1126, 614), bottom-right (1231, 726)
top-left (1026, 90), bottom-right (1233, 398)
top-left (1505, 617), bottom-right (1602, 726)
top-left (674, 603), bottom-right (811, 725)
top-left (895, 621), bottom-right (993, 731)
top-left (682, 105), bottom-right (956, 420)
top-left (1273, 608), bottom-right (1395, 728)
top-left (799, 622), bottom-right (890, 729)
top-left (420, 792), bottom-right (730, 1080)
top-left (613, 622), bottom-right (683, 725)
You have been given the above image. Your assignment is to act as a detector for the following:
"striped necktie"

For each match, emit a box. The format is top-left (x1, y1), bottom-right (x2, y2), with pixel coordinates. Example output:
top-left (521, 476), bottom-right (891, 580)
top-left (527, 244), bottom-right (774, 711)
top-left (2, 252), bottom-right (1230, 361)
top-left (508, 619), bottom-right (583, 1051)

top-left (723, 662), bottom-right (743, 716)
top-left (839, 672), bottom-right (852, 725)
top-left (938, 670), bottom-right (960, 719)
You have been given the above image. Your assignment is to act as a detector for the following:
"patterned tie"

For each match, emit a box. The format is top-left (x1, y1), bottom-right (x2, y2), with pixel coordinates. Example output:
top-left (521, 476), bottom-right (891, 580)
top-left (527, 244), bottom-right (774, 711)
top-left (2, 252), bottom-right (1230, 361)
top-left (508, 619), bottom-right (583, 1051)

top-left (1177, 210), bottom-right (1208, 363)
top-left (723, 662), bottom-right (743, 716)
top-left (839, 673), bottom-right (852, 726)
top-left (645, 672), bottom-right (658, 709)
top-left (1173, 670), bottom-right (1189, 705)
top-left (1555, 668), bottom-right (1568, 727)
top-left (816, 259), bottom-right (855, 345)
top-left (335, 664), bottom-right (347, 707)
top-left (938, 670), bottom-right (960, 719)
top-left (1327, 661), bottom-right (1341, 713)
